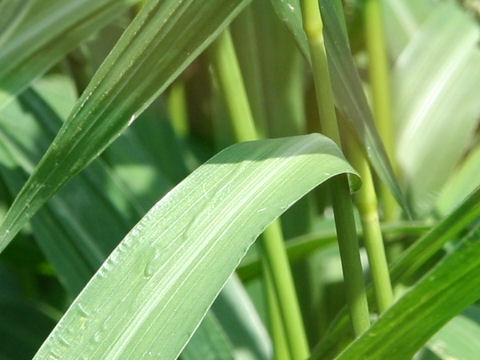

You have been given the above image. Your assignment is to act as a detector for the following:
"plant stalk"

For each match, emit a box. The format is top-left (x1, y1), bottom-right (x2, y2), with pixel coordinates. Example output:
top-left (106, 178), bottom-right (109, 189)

top-left (364, 0), bottom-right (398, 222)
top-left (343, 129), bottom-right (393, 312)
top-left (301, 0), bottom-right (371, 335)
top-left (211, 29), bottom-right (309, 359)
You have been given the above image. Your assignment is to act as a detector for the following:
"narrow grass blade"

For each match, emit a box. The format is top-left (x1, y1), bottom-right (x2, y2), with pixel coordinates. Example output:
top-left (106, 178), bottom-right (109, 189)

top-left (0, 0), bottom-right (251, 253)
top-left (33, 134), bottom-right (358, 360)
top-left (0, 0), bottom-right (140, 109)
top-left (336, 225), bottom-right (480, 360)
top-left (271, 0), bottom-right (409, 216)
top-left (311, 186), bottom-right (480, 359)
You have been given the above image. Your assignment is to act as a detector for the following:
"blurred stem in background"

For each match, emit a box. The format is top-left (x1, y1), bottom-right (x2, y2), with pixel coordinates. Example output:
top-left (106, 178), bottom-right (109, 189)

top-left (301, 0), bottom-right (371, 335)
top-left (364, 0), bottom-right (399, 223)
top-left (210, 29), bottom-right (309, 360)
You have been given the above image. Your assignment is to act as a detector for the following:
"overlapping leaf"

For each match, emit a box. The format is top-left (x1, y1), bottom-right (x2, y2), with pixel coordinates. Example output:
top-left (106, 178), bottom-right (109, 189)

top-left (33, 134), bottom-right (358, 360)
top-left (336, 225), bottom-right (480, 360)
top-left (391, 1), bottom-right (480, 216)
top-left (270, 0), bottom-right (409, 215)
top-left (0, 0), bottom-right (251, 253)
top-left (0, 0), bottom-right (139, 109)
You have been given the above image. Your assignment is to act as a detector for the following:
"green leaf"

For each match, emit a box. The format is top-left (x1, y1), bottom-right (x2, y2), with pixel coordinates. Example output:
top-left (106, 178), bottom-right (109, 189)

top-left (0, 79), bottom-right (250, 359)
top-left (0, 0), bottom-right (252, 253)
top-left (212, 276), bottom-right (272, 360)
top-left (392, 1), bottom-right (480, 216)
top-left (238, 220), bottom-right (431, 281)
top-left (181, 312), bottom-right (234, 360)
top-left (426, 307), bottom-right (480, 360)
top-left (270, 0), bottom-right (409, 216)
top-left (382, 0), bottom-right (436, 58)
top-left (391, 185), bottom-right (480, 284)
top-left (312, 185), bottom-right (480, 359)
top-left (436, 145), bottom-right (480, 216)
top-left (336, 225), bottom-right (480, 360)
top-left (0, 0), bottom-right (139, 109)
top-left (33, 134), bottom-right (358, 360)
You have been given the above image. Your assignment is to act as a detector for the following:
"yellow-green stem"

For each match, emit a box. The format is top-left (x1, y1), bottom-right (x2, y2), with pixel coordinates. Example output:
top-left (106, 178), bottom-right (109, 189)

top-left (211, 29), bottom-right (310, 359)
top-left (301, 0), bottom-right (370, 335)
top-left (364, 0), bottom-right (398, 222)
top-left (344, 130), bottom-right (393, 312)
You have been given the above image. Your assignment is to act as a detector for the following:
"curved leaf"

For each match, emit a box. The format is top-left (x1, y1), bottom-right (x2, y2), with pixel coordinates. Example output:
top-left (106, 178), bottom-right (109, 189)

top-left (270, 0), bottom-right (409, 216)
top-left (0, 0), bottom-right (139, 109)
top-left (0, 0), bottom-right (251, 253)
top-left (33, 134), bottom-right (358, 360)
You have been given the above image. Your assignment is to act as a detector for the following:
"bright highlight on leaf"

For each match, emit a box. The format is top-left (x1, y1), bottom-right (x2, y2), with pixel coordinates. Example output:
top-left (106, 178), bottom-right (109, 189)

top-left (33, 134), bottom-right (358, 360)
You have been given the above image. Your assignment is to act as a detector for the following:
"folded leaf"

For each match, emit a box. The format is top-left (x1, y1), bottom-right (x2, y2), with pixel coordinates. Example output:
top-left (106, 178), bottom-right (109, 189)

top-left (33, 134), bottom-right (358, 360)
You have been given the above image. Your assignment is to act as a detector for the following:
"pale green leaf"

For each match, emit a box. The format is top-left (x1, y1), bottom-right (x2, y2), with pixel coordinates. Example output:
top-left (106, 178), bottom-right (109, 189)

top-left (0, 0), bottom-right (251, 253)
top-left (426, 307), bottom-right (480, 360)
top-left (382, 0), bottom-right (436, 58)
top-left (436, 145), bottom-right (480, 216)
top-left (392, 1), bottom-right (480, 216)
top-left (33, 134), bottom-right (358, 360)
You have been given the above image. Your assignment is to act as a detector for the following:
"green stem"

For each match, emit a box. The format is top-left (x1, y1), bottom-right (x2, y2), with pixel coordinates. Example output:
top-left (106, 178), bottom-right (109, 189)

top-left (364, 0), bottom-right (398, 222)
top-left (344, 130), bottom-right (393, 313)
top-left (301, 0), bottom-right (370, 335)
top-left (168, 81), bottom-right (189, 138)
top-left (211, 29), bottom-right (310, 359)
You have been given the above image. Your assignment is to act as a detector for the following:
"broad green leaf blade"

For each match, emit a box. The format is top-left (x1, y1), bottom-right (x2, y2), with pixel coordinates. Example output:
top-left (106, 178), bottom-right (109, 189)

top-left (270, 0), bottom-right (409, 216)
top-left (0, 0), bottom-right (251, 253)
top-left (0, 80), bottom-right (240, 359)
top-left (34, 134), bottom-right (358, 360)
top-left (0, 0), bottom-right (34, 48)
top-left (392, 1), bottom-right (480, 216)
top-left (0, 87), bottom-right (141, 294)
top-left (336, 225), bottom-right (480, 360)
top-left (426, 307), bottom-right (480, 360)
top-left (0, 0), bottom-right (139, 109)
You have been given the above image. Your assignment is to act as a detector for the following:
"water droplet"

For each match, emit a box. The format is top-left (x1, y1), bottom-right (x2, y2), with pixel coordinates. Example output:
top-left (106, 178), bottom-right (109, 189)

top-left (58, 335), bottom-right (71, 347)
top-left (77, 303), bottom-right (90, 318)
top-left (143, 249), bottom-right (162, 279)
top-left (287, 3), bottom-right (295, 11)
